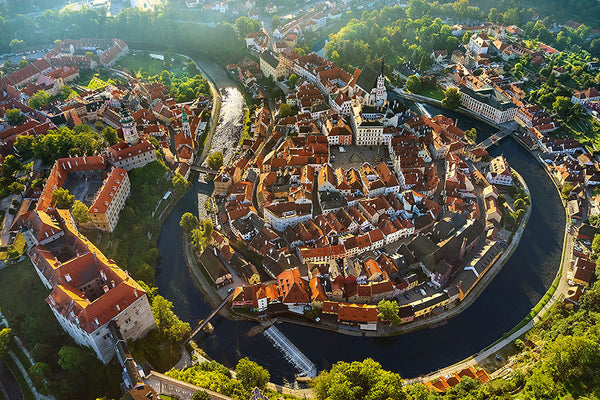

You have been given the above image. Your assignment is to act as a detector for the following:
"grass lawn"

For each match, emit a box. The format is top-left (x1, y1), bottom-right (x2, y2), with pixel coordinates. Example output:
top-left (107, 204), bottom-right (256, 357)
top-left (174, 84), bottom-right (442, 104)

top-left (0, 260), bottom-right (58, 344)
top-left (416, 86), bottom-right (445, 101)
top-left (116, 53), bottom-right (188, 78)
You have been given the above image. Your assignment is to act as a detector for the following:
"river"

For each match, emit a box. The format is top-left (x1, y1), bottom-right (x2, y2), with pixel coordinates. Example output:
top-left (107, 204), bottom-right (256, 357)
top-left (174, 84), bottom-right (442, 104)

top-left (155, 74), bottom-right (564, 383)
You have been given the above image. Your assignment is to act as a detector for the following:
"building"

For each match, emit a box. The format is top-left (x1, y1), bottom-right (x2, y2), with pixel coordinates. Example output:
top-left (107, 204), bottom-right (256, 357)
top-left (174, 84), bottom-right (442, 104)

top-left (571, 87), bottom-right (600, 105)
top-left (106, 110), bottom-right (156, 170)
top-left (487, 156), bottom-right (513, 186)
top-left (26, 209), bottom-right (155, 363)
top-left (460, 87), bottom-right (517, 124)
top-left (260, 51), bottom-right (287, 80)
top-left (88, 168), bottom-right (130, 232)
top-left (263, 202), bottom-right (312, 231)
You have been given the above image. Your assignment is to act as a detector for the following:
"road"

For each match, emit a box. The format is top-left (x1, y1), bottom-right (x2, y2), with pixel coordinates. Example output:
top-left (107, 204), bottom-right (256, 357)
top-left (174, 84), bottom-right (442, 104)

top-left (145, 371), bottom-right (235, 400)
top-left (412, 149), bottom-right (573, 384)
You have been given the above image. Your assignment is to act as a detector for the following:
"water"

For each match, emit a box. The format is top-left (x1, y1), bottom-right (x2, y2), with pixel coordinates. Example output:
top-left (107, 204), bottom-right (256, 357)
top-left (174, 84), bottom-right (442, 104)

top-left (209, 88), bottom-right (245, 166)
top-left (155, 101), bottom-right (564, 384)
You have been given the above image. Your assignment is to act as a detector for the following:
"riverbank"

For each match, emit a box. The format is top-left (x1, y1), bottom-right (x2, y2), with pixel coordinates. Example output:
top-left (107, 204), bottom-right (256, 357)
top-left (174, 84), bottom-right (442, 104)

top-left (414, 135), bottom-right (572, 383)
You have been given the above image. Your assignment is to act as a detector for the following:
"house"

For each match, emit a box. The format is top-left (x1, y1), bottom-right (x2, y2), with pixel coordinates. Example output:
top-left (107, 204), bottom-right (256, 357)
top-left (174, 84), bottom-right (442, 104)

top-left (277, 268), bottom-right (310, 308)
top-left (571, 87), bottom-right (600, 105)
top-left (88, 168), bottom-right (130, 232)
top-left (486, 156), bottom-right (513, 186)
top-left (260, 51), bottom-right (287, 80)
top-left (337, 302), bottom-right (378, 330)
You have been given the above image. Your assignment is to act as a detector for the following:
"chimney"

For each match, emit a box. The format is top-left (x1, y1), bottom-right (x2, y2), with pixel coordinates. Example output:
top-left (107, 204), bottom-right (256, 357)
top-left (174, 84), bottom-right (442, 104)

top-left (111, 280), bottom-right (115, 288)
top-left (103, 285), bottom-right (109, 293)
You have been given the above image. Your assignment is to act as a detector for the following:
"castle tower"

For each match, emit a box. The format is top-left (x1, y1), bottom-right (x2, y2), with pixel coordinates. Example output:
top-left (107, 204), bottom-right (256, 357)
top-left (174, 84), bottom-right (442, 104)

top-left (120, 108), bottom-right (139, 146)
top-left (181, 110), bottom-right (192, 138)
top-left (376, 58), bottom-right (386, 106)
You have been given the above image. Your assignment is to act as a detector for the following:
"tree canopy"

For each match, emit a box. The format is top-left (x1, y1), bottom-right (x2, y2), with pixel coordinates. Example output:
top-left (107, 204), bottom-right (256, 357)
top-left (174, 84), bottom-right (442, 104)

top-left (5, 109), bottom-right (25, 126)
top-left (441, 87), bottom-right (461, 110)
top-left (52, 188), bottom-right (75, 209)
top-left (313, 358), bottom-right (407, 400)
top-left (377, 300), bottom-right (401, 325)
top-left (207, 151), bottom-right (224, 171)
top-left (71, 200), bottom-right (90, 223)
top-left (15, 125), bottom-right (103, 164)
top-left (150, 295), bottom-right (190, 342)
top-left (180, 212), bottom-right (199, 234)
top-left (235, 358), bottom-right (270, 389)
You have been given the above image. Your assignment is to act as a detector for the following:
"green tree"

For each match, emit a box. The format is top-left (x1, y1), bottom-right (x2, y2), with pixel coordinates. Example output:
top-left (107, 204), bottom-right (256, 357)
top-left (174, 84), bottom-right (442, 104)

top-left (28, 90), bottom-right (51, 109)
top-left (561, 183), bottom-right (574, 199)
top-left (0, 328), bottom-right (11, 359)
top-left (52, 188), bottom-right (75, 209)
top-left (8, 182), bottom-right (25, 194)
top-left (464, 128), bottom-right (477, 143)
top-left (272, 15), bottom-right (281, 28)
top-left (235, 357), bottom-right (270, 389)
top-left (172, 173), bottom-right (191, 194)
top-left (5, 109), bottom-right (25, 126)
top-left (441, 87), bottom-right (461, 110)
top-left (313, 358), bottom-right (407, 400)
top-left (592, 233), bottom-right (600, 254)
top-left (553, 96), bottom-right (572, 117)
top-left (84, 51), bottom-right (99, 61)
top-left (17, 59), bottom-right (28, 68)
top-left (377, 300), bottom-right (401, 325)
top-left (405, 75), bottom-right (422, 93)
top-left (102, 126), bottom-right (119, 146)
top-left (151, 295), bottom-right (191, 342)
top-left (234, 16), bottom-right (260, 37)
top-left (58, 84), bottom-right (73, 101)
top-left (9, 39), bottom-right (25, 53)
top-left (207, 151), bottom-right (224, 171)
top-left (180, 212), bottom-right (199, 234)
top-left (288, 73), bottom-right (299, 88)
top-left (192, 390), bottom-right (211, 400)
top-left (278, 103), bottom-right (293, 118)
top-left (57, 346), bottom-right (89, 373)
top-left (514, 198), bottom-right (526, 211)
top-left (71, 200), bottom-right (90, 223)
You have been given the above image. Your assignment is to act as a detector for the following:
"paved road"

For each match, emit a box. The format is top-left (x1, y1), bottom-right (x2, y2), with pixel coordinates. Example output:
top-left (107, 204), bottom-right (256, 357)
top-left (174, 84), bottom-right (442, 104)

top-left (0, 361), bottom-right (22, 400)
top-left (145, 371), bottom-right (234, 400)
top-left (412, 150), bottom-right (572, 384)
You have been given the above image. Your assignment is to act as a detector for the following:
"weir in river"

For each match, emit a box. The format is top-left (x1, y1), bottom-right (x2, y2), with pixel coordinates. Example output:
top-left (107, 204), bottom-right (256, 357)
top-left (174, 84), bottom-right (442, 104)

top-left (263, 326), bottom-right (317, 378)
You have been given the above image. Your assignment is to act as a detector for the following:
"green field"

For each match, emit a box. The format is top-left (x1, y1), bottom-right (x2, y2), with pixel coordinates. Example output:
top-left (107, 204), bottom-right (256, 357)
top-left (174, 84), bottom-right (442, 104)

top-left (116, 53), bottom-right (189, 78)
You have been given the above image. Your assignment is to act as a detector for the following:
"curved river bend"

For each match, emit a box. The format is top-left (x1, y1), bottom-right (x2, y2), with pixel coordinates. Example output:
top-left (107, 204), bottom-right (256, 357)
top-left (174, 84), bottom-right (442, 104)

top-left (155, 84), bottom-right (564, 382)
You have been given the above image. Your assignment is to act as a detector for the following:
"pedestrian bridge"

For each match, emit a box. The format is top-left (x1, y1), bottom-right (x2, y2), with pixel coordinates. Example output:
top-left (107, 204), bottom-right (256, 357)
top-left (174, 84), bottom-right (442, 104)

top-left (472, 129), bottom-right (512, 150)
top-left (185, 291), bottom-right (234, 345)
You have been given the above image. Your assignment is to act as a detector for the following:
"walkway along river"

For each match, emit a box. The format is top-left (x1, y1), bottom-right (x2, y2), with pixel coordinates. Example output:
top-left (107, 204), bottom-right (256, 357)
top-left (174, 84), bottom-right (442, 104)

top-left (154, 57), bottom-right (565, 383)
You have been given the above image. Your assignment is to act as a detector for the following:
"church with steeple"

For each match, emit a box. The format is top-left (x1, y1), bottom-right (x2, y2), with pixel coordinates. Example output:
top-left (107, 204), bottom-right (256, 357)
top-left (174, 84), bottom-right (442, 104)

top-left (348, 58), bottom-right (388, 107)
top-left (107, 107), bottom-right (157, 171)
top-left (174, 110), bottom-right (196, 165)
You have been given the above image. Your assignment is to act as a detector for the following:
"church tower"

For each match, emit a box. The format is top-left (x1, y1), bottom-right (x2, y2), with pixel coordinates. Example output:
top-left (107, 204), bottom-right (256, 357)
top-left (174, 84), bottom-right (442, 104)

top-left (120, 108), bottom-right (139, 146)
top-left (181, 110), bottom-right (192, 139)
top-left (376, 58), bottom-right (386, 106)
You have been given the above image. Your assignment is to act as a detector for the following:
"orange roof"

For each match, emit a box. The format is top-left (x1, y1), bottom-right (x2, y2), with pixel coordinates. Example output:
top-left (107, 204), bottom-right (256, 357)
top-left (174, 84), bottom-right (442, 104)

top-left (337, 302), bottom-right (378, 323)
top-left (89, 168), bottom-right (128, 214)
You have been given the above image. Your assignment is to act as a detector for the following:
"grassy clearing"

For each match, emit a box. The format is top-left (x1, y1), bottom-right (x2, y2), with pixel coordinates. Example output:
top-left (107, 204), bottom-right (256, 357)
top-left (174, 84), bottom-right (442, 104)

top-left (0, 260), bottom-right (58, 345)
top-left (417, 86), bottom-right (445, 101)
top-left (116, 53), bottom-right (188, 78)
